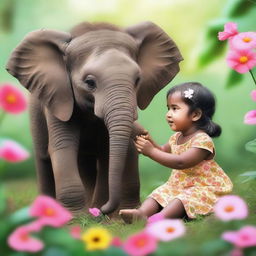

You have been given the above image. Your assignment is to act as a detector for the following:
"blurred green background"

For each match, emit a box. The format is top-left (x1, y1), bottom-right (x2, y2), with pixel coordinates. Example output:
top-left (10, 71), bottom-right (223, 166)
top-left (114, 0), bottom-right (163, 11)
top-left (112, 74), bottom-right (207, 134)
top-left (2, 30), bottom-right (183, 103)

top-left (0, 0), bottom-right (255, 194)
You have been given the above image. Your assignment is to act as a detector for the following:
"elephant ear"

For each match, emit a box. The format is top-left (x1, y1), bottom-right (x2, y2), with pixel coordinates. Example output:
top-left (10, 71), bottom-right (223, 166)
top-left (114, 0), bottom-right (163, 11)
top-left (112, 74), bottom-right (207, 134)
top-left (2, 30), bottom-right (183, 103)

top-left (126, 21), bottom-right (183, 109)
top-left (6, 29), bottom-right (73, 121)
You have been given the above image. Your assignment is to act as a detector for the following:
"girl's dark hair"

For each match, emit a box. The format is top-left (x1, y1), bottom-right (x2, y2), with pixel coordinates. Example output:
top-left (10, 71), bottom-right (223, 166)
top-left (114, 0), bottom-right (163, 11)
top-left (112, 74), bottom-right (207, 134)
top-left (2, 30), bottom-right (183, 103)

top-left (167, 82), bottom-right (221, 137)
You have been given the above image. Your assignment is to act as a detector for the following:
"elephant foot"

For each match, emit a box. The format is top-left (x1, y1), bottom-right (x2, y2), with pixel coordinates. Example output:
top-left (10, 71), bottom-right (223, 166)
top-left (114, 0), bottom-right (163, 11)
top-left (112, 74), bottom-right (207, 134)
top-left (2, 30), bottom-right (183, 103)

top-left (119, 209), bottom-right (146, 224)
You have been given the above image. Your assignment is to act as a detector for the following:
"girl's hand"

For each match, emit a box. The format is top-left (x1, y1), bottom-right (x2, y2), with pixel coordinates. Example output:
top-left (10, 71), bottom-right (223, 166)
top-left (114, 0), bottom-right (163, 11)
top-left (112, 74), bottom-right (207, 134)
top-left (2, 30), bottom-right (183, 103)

top-left (135, 136), bottom-right (155, 156)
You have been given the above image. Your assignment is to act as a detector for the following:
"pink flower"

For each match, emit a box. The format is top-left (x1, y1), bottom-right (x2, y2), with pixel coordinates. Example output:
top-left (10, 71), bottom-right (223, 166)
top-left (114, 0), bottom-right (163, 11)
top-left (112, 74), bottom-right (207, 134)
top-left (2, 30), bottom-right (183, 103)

top-left (218, 22), bottom-right (238, 41)
top-left (70, 226), bottom-right (82, 239)
top-left (0, 139), bottom-right (29, 163)
top-left (89, 208), bottom-right (101, 217)
top-left (123, 231), bottom-right (157, 256)
top-left (230, 247), bottom-right (244, 256)
top-left (0, 84), bottom-right (27, 114)
top-left (222, 226), bottom-right (256, 248)
top-left (244, 110), bottom-right (256, 125)
top-left (111, 236), bottom-right (123, 247)
top-left (226, 48), bottom-right (256, 73)
top-left (147, 212), bottom-right (164, 224)
top-left (8, 225), bottom-right (44, 252)
top-left (230, 32), bottom-right (256, 50)
top-left (146, 219), bottom-right (186, 242)
top-left (214, 195), bottom-right (248, 221)
top-left (250, 90), bottom-right (256, 101)
top-left (29, 195), bottom-right (72, 227)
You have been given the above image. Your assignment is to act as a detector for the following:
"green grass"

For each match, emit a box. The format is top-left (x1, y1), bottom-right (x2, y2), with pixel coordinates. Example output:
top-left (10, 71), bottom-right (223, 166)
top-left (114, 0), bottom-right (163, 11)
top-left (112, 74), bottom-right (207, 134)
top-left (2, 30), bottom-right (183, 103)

top-left (4, 174), bottom-right (256, 254)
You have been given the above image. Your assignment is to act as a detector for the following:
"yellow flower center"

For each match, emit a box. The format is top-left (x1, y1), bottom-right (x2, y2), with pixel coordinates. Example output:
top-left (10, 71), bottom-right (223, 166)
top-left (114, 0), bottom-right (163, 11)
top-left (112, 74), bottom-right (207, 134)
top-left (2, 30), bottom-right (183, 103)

top-left (166, 227), bottom-right (175, 233)
top-left (92, 236), bottom-right (100, 243)
top-left (239, 56), bottom-right (248, 64)
top-left (135, 239), bottom-right (147, 248)
top-left (243, 37), bottom-right (251, 43)
top-left (6, 94), bottom-right (17, 104)
top-left (224, 205), bottom-right (234, 212)
top-left (45, 207), bottom-right (55, 216)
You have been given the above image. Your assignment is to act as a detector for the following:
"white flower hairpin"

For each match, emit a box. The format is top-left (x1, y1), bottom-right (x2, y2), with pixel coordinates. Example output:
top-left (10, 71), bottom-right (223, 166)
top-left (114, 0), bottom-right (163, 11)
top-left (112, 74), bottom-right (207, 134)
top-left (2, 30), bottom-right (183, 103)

top-left (184, 88), bottom-right (194, 99)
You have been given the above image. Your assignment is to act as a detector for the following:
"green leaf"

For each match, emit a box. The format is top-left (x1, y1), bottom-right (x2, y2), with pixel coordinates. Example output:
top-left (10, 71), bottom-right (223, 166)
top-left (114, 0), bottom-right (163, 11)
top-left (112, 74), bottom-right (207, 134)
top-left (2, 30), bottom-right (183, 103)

top-left (43, 247), bottom-right (71, 256)
top-left (239, 171), bottom-right (256, 183)
top-left (223, 0), bottom-right (255, 18)
top-left (200, 239), bottom-right (232, 255)
top-left (245, 139), bottom-right (256, 154)
top-left (198, 19), bottom-right (228, 67)
top-left (226, 70), bottom-right (244, 88)
top-left (0, 184), bottom-right (7, 215)
top-left (102, 247), bottom-right (127, 256)
top-left (7, 207), bottom-right (31, 225)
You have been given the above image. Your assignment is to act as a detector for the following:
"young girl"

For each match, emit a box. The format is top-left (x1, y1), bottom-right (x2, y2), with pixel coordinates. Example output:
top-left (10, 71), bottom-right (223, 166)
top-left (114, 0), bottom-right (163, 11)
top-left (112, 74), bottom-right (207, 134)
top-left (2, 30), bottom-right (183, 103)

top-left (119, 82), bottom-right (233, 223)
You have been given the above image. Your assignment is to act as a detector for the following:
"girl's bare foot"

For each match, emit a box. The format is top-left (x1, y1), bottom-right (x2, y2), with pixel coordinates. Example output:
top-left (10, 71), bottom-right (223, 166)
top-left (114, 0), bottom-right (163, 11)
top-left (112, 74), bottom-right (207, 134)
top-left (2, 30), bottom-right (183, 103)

top-left (119, 209), bottom-right (146, 224)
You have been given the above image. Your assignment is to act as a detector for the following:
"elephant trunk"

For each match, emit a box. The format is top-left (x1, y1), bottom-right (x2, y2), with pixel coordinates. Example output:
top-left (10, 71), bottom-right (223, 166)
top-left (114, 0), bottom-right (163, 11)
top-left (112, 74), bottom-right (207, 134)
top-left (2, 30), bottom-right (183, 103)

top-left (99, 86), bottom-right (136, 214)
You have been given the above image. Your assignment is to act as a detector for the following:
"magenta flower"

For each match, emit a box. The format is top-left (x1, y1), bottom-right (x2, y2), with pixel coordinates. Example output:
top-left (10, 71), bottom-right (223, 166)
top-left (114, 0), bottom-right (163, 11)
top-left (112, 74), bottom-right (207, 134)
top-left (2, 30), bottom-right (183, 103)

top-left (226, 48), bottom-right (256, 73)
top-left (244, 110), bottom-right (256, 125)
top-left (0, 139), bottom-right (29, 163)
top-left (231, 32), bottom-right (256, 50)
top-left (250, 90), bottom-right (256, 102)
top-left (218, 22), bottom-right (238, 41)
top-left (29, 195), bottom-right (72, 227)
top-left (89, 207), bottom-right (101, 217)
top-left (147, 212), bottom-right (164, 224)
top-left (111, 236), bottom-right (123, 247)
top-left (123, 231), bottom-right (157, 256)
top-left (0, 84), bottom-right (27, 114)
top-left (146, 219), bottom-right (186, 242)
top-left (70, 226), bottom-right (82, 239)
top-left (222, 226), bottom-right (256, 248)
top-left (8, 225), bottom-right (44, 252)
top-left (214, 195), bottom-right (248, 221)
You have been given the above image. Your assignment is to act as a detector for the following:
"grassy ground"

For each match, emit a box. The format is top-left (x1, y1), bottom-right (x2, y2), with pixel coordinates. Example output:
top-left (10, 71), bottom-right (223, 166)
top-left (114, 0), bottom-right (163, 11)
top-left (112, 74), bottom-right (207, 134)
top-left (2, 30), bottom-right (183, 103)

top-left (4, 172), bottom-right (256, 255)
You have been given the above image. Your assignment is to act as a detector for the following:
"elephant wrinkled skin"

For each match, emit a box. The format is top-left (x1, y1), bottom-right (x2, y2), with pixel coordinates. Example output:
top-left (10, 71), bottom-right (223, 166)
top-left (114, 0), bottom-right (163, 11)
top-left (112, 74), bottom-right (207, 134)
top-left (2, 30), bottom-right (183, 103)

top-left (6, 21), bottom-right (183, 215)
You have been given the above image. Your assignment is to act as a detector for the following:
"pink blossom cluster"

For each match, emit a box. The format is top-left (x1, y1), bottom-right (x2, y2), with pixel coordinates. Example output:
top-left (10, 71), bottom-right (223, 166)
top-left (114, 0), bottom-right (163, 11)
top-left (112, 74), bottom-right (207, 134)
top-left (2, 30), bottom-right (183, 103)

top-left (88, 208), bottom-right (185, 256)
top-left (8, 195), bottom-right (72, 252)
top-left (8, 195), bottom-right (255, 255)
top-left (214, 195), bottom-right (256, 254)
top-left (122, 217), bottom-right (186, 256)
top-left (0, 83), bottom-right (30, 163)
top-left (218, 22), bottom-right (256, 73)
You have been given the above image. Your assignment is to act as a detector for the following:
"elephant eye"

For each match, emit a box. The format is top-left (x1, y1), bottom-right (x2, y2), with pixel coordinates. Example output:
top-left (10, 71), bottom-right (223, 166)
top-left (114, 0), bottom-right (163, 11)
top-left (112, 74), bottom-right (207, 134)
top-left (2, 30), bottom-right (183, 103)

top-left (84, 75), bottom-right (97, 90)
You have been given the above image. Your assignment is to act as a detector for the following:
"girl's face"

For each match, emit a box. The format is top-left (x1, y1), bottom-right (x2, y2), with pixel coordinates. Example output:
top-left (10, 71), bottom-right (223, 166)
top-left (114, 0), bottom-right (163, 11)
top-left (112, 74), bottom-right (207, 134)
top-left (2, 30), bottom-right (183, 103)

top-left (166, 91), bottom-right (197, 133)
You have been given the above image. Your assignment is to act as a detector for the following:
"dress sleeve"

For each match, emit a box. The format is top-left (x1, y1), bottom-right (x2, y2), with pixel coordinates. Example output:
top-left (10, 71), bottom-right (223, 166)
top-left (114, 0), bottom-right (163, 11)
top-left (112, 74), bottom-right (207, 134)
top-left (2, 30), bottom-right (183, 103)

top-left (190, 133), bottom-right (215, 155)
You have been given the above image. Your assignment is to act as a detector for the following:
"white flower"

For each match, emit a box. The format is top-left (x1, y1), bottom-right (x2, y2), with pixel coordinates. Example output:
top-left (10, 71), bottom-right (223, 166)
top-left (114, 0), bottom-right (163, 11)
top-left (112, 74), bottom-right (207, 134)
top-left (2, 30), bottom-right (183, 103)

top-left (184, 89), bottom-right (194, 99)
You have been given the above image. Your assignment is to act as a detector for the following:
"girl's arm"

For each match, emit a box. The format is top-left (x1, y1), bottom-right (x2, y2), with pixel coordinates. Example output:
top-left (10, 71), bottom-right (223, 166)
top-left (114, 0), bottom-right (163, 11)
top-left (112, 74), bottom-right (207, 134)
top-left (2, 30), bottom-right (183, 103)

top-left (135, 137), bottom-right (210, 169)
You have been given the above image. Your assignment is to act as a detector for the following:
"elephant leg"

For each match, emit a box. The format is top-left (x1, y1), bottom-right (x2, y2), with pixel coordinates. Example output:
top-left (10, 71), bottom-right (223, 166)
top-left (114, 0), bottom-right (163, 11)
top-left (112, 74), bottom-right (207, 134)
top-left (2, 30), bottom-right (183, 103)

top-left (29, 96), bottom-right (55, 197)
top-left (119, 139), bottom-right (140, 210)
top-left (50, 148), bottom-right (86, 214)
top-left (46, 113), bottom-right (86, 214)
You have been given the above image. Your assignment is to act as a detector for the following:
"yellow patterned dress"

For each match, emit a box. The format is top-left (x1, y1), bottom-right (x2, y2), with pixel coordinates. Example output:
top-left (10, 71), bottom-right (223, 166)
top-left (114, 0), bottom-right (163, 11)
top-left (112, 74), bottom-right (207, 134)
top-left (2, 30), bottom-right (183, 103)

top-left (149, 132), bottom-right (233, 219)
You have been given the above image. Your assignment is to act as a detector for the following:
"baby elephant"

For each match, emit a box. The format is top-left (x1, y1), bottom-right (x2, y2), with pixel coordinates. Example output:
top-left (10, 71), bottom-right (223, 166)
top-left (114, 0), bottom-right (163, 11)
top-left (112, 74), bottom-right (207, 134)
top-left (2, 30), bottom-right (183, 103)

top-left (6, 21), bottom-right (183, 215)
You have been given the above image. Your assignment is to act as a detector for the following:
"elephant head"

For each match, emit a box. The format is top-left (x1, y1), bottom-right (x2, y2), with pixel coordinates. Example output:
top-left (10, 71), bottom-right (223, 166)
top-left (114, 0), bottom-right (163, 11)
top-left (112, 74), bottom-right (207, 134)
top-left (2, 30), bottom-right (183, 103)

top-left (6, 21), bottom-right (183, 214)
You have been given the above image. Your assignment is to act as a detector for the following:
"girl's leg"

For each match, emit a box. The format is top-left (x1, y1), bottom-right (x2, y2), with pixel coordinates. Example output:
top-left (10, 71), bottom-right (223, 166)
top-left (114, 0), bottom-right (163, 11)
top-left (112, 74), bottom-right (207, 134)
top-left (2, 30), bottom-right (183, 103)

top-left (160, 198), bottom-right (187, 219)
top-left (119, 198), bottom-right (161, 224)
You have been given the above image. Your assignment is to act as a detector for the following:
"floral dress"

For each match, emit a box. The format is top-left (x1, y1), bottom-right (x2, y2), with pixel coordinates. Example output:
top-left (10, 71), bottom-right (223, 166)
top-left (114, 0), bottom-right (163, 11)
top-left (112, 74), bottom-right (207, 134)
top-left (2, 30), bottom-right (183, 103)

top-left (149, 132), bottom-right (233, 219)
